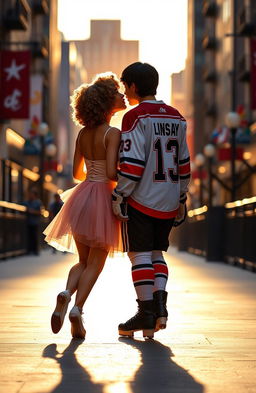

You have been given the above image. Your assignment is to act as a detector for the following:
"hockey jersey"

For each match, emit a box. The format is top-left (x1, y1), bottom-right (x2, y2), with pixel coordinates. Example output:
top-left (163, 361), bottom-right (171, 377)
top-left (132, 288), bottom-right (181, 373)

top-left (116, 100), bottom-right (190, 219)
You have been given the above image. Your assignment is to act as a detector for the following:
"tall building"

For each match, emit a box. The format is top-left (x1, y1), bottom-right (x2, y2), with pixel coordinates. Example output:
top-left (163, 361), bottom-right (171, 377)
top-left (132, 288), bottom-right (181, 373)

top-left (75, 20), bottom-right (139, 83)
top-left (185, 0), bottom-right (205, 159)
top-left (171, 70), bottom-right (186, 115)
top-left (57, 41), bottom-right (87, 190)
top-left (74, 20), bottom-right (139, 128)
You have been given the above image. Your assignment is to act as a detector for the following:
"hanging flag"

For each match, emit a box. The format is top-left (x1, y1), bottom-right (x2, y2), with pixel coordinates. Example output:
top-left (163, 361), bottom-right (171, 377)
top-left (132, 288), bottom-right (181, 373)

top-left (251, 39), bottom-right (256, 110)
top-left (0, 50), bottom-right (31, 119)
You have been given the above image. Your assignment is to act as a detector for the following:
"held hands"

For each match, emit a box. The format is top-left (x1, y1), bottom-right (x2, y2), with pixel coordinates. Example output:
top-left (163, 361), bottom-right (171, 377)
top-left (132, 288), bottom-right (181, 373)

top-left (112, 189), bottom-right (129, 221)
top-left (173, 203), bottom-right (187, 227)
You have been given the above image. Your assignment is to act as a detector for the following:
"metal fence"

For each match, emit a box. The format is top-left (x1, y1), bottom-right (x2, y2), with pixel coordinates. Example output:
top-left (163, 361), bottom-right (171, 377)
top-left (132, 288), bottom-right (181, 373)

top-left (170, 199), bottom-right (256, 272)
top-left (0, 201), bottom-right (48, 260)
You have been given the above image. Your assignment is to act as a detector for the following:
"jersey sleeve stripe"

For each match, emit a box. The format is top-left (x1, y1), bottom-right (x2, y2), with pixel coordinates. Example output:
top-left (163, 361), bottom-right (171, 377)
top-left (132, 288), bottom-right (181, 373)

top-left (119, 163), bottom-right (144, 177)
top-left (180, 174), bottom-right (191, 180)
top-left (179, 157), bottom-right (190, 164)
top-left (179, 163), bottom-right (191, 175)
top-left (118, 170), bottom-right (140, 182)
top-left (120, 157), bottom-right (145, 166)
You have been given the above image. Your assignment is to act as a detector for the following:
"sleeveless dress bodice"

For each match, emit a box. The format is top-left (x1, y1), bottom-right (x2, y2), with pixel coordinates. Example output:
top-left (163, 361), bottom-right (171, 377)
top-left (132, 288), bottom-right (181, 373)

top-left (85, 159), bottom-right (109, 183)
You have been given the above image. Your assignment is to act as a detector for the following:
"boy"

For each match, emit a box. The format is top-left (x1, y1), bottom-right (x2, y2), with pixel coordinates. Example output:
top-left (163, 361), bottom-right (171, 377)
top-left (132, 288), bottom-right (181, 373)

top-left (112, 62), bottom-right (190, 338)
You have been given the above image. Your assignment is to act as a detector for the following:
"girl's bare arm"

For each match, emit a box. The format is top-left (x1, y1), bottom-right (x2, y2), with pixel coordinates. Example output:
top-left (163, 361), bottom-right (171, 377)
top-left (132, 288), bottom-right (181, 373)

top-left (73, 132), bottom-right (86, 181)
top-left (106, 128), bottom-right (121, 180)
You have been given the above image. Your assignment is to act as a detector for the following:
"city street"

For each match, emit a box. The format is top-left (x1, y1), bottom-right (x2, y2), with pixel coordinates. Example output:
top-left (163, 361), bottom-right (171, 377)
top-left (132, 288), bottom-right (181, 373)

top-left (0, 247), bottom-right (255, 393)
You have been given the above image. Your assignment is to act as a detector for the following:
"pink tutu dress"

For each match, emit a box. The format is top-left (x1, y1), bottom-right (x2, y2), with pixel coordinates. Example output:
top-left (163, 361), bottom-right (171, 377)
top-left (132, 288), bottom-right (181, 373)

top-left (43, 159), bottom-right (123, 254)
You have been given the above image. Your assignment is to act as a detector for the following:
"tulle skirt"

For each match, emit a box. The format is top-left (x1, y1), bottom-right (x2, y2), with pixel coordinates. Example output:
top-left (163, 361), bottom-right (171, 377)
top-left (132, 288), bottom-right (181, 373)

top-left (43, 180), bottom-right (123, 255)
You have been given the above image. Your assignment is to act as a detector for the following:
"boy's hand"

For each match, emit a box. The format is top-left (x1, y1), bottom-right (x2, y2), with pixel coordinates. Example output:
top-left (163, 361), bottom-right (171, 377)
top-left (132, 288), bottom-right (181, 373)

top-left (112, 189), bottom-right (129, 221)
top-left (173, 203), bottom-right (187, 227)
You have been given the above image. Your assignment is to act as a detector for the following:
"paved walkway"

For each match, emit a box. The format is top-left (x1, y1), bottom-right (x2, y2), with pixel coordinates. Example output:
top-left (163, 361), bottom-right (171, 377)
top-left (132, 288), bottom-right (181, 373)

top-left (0, 247), bottom-right (255, 393)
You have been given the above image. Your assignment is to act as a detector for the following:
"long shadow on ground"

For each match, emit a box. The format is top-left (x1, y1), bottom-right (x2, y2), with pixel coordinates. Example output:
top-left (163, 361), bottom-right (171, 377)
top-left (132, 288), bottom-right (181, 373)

top-left (119, 337), bottom-right (204, 393)
top-left (42, 339), bottom-right (103, 393)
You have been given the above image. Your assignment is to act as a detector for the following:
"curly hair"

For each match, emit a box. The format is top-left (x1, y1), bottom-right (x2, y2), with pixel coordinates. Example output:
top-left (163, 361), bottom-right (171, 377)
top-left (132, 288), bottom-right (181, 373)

top-left (70, 72), bottom-right (120, 128)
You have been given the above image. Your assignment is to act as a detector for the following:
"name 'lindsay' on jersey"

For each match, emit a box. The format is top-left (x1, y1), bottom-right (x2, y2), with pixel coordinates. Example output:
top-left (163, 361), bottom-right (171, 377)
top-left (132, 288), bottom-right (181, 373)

top-left (116, 100), bottom-right (191, 219)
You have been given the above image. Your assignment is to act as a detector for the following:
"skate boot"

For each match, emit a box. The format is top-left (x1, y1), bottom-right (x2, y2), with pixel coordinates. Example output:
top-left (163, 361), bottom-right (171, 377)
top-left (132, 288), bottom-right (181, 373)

top-left (118, 299), bottom-right (155, 339)
top-left (154, 290), bottom-right (168, 331)
top-left (51, 290), bottom-right (71, 334)
top-left (69, 306), bottom-right (86, 339)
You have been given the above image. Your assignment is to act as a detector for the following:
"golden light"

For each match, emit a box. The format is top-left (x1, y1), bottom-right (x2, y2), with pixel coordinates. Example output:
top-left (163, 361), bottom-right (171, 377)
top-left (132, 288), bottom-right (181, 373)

top-left (57, 189), bottom-right (64, 194)
top-left (45, 174), bottom-right (53, 182)
top-left (32, 166), bottom-right (39, 172)
top-left (188, 205), bottom-right (208, 218)
top-left (11, 169), bottom-right (19, 178)
top-left (194, 179), bottom-right (200, 186)
top-left (243, 151), bottom-right (252, 160)
top-left (218, 166), bottom-right (226, 174)
top-left (69, 42), bottom-right (77, 65)
top-left (103, 382), bottom-right (133, 393)
top-left (0, 201), bottom-right (26, 212)
top-left (41, 209), bottom-right (50, 218)
top-left (6, 128), bottom-right (25, 149)
top-left (23, 168), bottom-right (40, 181)
top-left (57, 164), bottom-right (63, 173)
top-left (225, 196), bottom-right (256, 209)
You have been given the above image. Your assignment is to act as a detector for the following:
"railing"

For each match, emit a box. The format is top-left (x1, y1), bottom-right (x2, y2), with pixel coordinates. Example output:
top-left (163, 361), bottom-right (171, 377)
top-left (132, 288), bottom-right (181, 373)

top-left (0, 201), bottom-right (49, 260)
top-left (170, 197), bottom-right (256, 272)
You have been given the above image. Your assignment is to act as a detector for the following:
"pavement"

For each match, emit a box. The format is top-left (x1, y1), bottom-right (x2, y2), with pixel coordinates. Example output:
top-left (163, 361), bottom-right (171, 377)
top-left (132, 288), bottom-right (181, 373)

top-left (0, 247), bottom-right (255, 393)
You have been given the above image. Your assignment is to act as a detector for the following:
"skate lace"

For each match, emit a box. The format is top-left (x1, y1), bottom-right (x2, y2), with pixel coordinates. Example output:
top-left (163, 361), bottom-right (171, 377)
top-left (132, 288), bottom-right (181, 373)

top-left (127, 310), bottom-right (140, 324)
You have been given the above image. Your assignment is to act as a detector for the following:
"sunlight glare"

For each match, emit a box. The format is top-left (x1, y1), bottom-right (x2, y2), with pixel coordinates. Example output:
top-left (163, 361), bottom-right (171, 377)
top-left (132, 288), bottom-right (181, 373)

top-left (103, 382), bottom-right (133, 393)
top-left (58, 0), bottom-right (188, 104)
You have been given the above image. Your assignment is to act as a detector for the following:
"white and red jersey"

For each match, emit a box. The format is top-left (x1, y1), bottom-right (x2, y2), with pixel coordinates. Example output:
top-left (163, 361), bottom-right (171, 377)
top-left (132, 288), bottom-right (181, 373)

top-left (116, 100), bottom-right (190, 219)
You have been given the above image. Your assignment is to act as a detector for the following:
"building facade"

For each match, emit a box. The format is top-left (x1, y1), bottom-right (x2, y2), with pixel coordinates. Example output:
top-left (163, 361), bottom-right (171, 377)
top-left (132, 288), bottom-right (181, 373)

top-left (0, 0), bottom-right (62, 257)
top-left (185, 0), bottom-right (256, 205)
top-left (74, 20), bottom-right (139, 129)
top-left (57, 40), bottom-right (87, 190)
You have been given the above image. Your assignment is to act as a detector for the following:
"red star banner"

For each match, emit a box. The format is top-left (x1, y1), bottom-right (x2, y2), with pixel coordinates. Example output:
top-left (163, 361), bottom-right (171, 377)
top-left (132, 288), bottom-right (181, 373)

top-left (0, 50), bottom-right (31, 119)
top-left (251, 39), bottom-right (256, 110)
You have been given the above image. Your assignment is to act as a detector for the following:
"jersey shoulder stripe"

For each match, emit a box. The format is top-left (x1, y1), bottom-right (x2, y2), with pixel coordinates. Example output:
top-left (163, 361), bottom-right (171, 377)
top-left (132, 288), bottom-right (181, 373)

top-left (122, 102), bottom-right (186, 133)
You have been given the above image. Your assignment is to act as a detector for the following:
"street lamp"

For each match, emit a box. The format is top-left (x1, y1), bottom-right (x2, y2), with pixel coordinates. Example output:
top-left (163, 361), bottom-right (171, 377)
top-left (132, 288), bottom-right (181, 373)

top-left (204, 144), bottom-right (216, 208)
top-left (225, 112), bottom-right (240, 201)
top-left (45, 143), bottom-right (57, 158)
top-left (194, 153), bottom-right (205, 206)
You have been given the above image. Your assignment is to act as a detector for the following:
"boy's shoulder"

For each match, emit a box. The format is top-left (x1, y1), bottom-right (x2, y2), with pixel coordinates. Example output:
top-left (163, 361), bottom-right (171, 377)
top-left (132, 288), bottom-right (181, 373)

top-left (129, 101), bottom-right (185, 119)
top-left (122, 102), bottom-right (186, 132)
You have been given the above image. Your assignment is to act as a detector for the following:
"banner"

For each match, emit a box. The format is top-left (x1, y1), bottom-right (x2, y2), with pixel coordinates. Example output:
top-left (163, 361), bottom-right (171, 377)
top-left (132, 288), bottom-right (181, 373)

top-left (23, 74), bottom-right (44, 154)
top-left (0, 50), bottom-right (31, 119)
top-left (251, 39), bottom-right (256, 110)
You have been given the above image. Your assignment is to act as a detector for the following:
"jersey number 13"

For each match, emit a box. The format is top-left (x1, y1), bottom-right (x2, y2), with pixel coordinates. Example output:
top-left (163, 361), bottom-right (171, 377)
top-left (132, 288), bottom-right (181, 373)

top-left (153, 138), bottom-right (179, 182)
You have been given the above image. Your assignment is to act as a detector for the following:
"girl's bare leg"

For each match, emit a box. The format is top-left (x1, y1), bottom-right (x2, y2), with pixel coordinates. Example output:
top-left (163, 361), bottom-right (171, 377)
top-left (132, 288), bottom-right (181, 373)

top-left (65, 238), bottom-right (90, 296)
top-left (74, 247), bottom-right (109, 309)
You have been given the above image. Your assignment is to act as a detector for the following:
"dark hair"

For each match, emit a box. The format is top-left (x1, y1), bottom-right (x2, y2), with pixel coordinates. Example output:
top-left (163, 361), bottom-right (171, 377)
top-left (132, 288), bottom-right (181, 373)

top-left (121, 62), bottom-right (159, 97)
top-left (70, 72), bottom-right (120, 128)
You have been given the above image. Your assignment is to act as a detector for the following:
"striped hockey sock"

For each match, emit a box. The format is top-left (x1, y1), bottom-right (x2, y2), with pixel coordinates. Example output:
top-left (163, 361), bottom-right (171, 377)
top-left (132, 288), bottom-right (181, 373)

top-left (152, 250), bottom-right (169, 292)
top-left (128, 251), bottom-right (154, 301)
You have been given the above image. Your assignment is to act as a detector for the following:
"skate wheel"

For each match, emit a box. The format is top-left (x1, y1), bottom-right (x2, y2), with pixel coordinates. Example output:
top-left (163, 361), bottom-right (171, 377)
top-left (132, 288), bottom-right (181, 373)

top-left (143, 329), bottom-right (154, 339)
top-left (156, 317), bottom-right (167, 330)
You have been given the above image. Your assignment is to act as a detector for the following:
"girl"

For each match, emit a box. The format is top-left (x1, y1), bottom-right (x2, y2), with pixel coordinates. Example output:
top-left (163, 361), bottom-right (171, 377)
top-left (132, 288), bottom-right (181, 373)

top-left (44, 73), bottom-right (126, 338)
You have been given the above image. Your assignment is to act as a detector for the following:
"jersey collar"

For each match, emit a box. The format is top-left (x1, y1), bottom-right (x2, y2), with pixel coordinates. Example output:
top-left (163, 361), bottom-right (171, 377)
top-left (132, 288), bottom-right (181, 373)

top-left (140, 100), bottom-right (165, 105)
